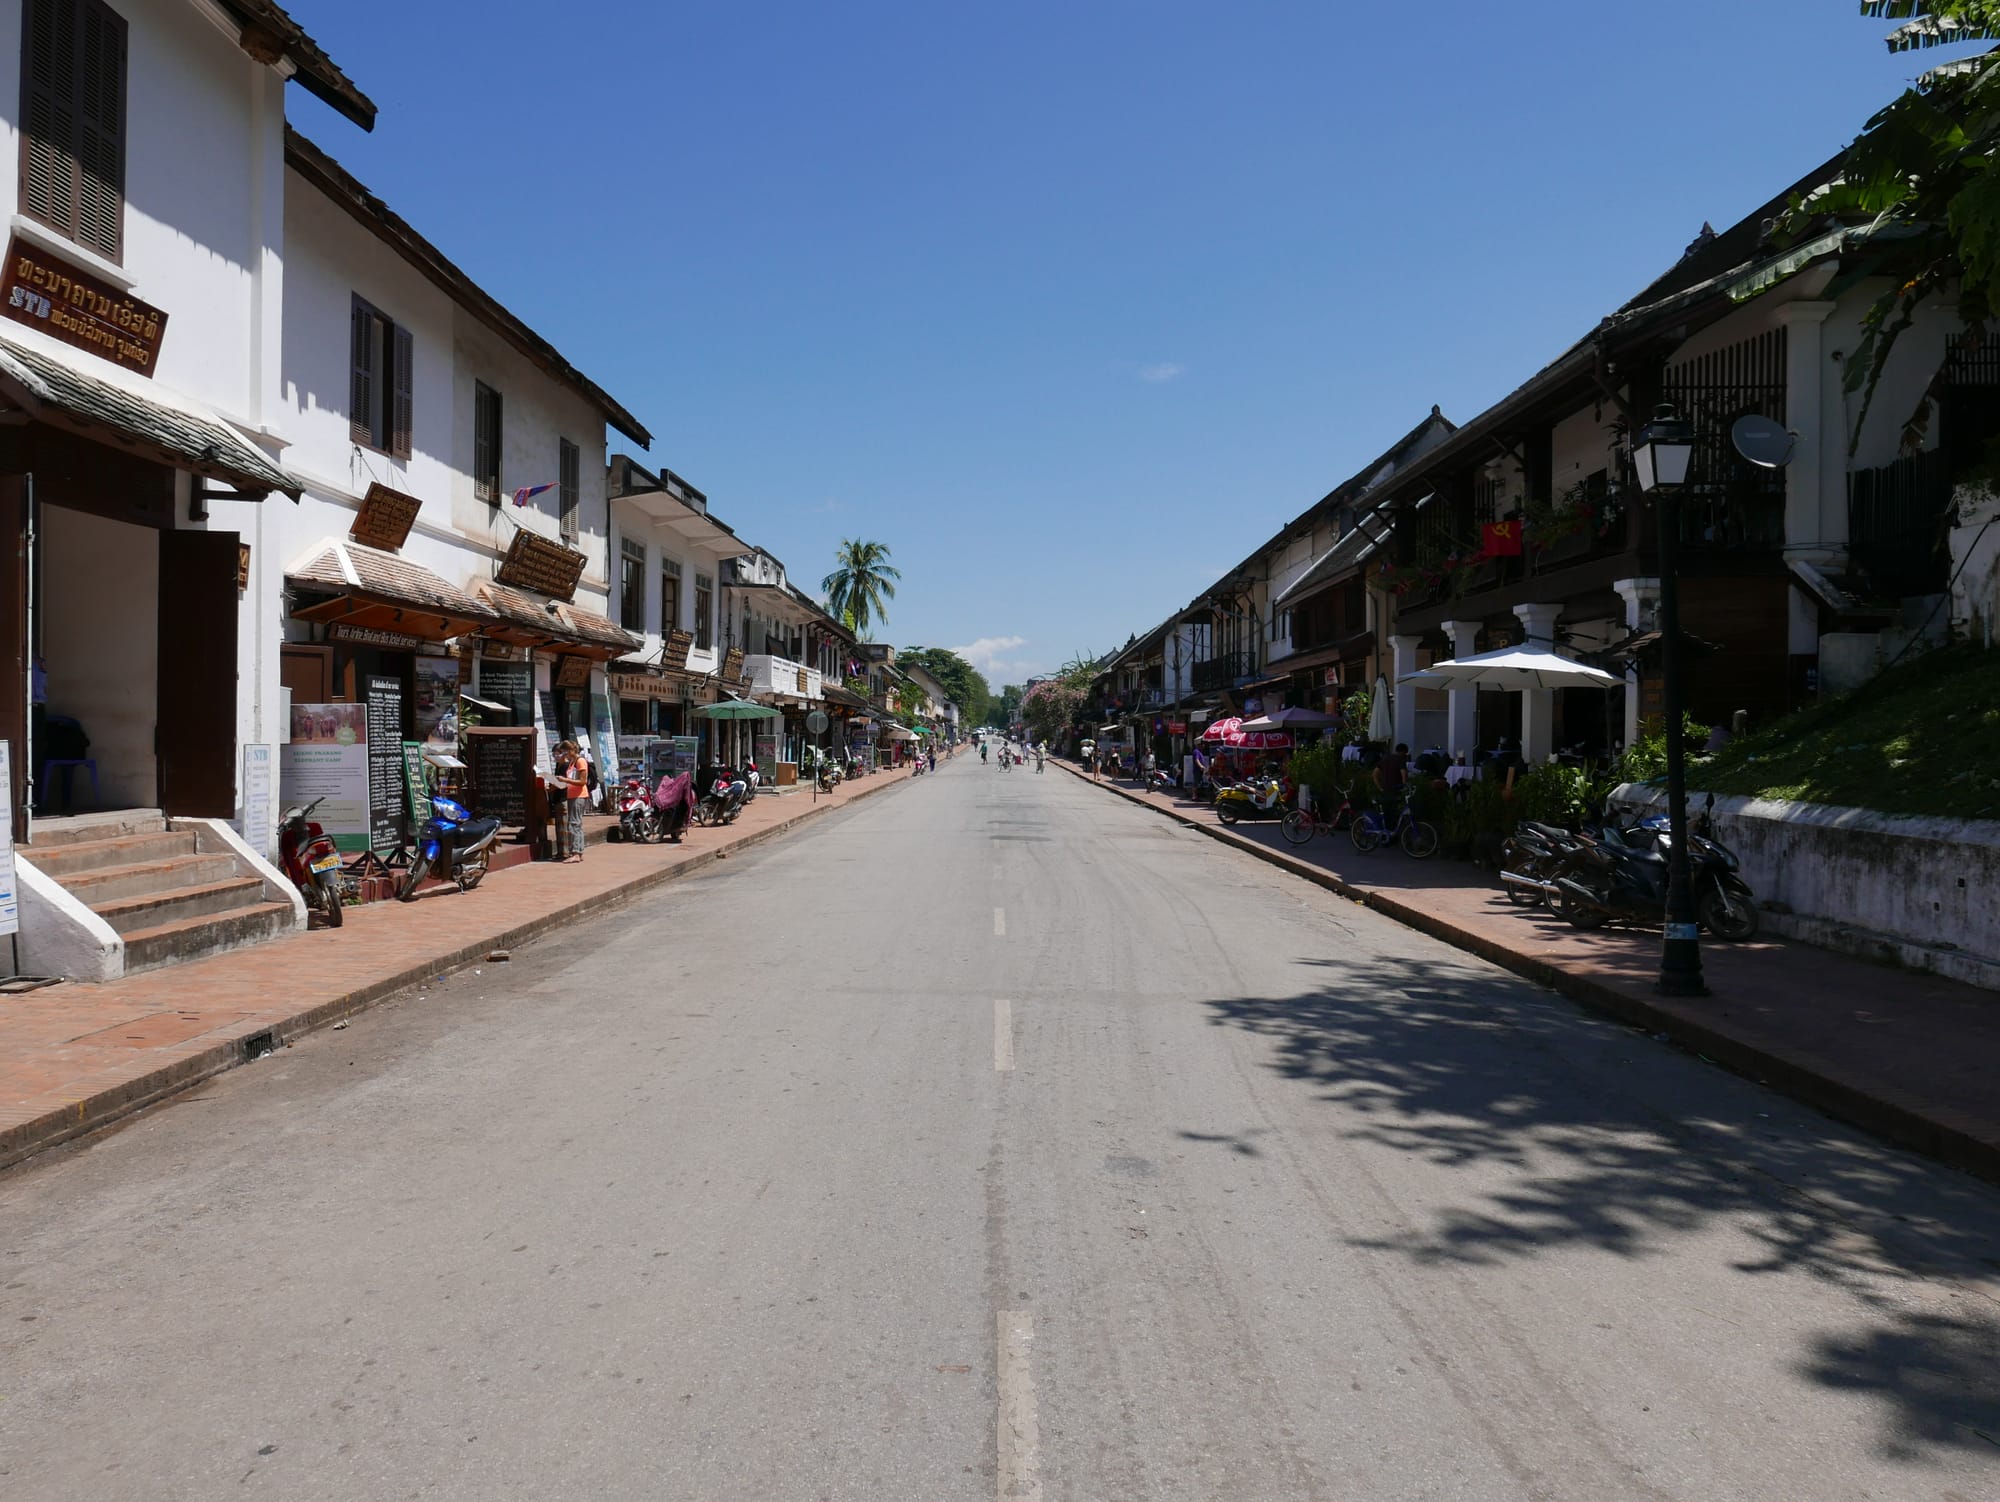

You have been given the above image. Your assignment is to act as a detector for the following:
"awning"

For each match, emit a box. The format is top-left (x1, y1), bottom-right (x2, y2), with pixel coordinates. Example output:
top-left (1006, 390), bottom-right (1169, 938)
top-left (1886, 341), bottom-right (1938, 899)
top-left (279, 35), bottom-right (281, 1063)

top-left (288, 537), bottom-right (500, 641)
top-left (822, 683), bottom-right (872, 711)
top-left (0, 330), bottom-right (303, 497)
top-left (471, 578), bottom-right (642, 659)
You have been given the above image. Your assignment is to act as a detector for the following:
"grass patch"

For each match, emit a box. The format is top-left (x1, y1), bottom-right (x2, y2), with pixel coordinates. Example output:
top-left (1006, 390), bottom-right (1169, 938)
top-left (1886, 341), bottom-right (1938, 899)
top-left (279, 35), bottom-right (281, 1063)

top-left (1692, 645), bottom-right (2000, 820)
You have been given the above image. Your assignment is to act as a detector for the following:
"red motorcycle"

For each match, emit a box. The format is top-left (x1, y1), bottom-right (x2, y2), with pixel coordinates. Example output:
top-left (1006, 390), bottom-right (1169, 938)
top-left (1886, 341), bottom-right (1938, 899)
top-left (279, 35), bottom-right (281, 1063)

top-left (278, 795), bottom-right (345, 928)
top-left (616, 777), bottom-right (661, 843)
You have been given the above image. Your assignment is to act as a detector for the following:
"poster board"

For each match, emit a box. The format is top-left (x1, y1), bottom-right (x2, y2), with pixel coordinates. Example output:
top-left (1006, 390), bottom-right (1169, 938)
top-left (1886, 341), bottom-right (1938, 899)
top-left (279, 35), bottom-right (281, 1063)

top-left (534, 689), bottom-right (559, 773)
top-left (280, 703), bottom-right (369, 852)
top-left (466, 726), bottom-right (535, 827)
top-left (401, 741), bottom-right (430, 830)
top-left (365, 675), bottom-right (405, 853)
top-left (589, 693), bottom-right (619, 799)
top-left (477, 659), bottom-right (532, 728)
top-left (616, 734), bottom-right (658, 785)
top-left (646, 740), bottom-right (677, 782)
top-left (413, 654), bottom-right (459, 749)
top-left (0, 741), bottom-right (18, 938)
top-left (753, 734), bottom-right (779, 786)
top-left (240, 743), bottom-right (275, 861)
top-left (671, 735), bottom-right (699, 778)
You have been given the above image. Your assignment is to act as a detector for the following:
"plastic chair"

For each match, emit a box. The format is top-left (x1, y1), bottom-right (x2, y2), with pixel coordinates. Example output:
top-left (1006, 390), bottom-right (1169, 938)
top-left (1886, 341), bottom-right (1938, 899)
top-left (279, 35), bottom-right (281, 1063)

top-left (40, 758), bottom-right (99, 812)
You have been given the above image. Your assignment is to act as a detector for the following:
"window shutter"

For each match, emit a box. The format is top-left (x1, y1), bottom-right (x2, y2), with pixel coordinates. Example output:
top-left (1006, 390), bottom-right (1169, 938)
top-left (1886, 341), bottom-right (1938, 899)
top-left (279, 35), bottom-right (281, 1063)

top-left (73, 0), bottom-right (123, 261)
top-left (349, 301), bottom-right (374, 445)
top-left (20, 0), bottom-right (82, 241)
top-left (391, 324), bottom-right (414, 458)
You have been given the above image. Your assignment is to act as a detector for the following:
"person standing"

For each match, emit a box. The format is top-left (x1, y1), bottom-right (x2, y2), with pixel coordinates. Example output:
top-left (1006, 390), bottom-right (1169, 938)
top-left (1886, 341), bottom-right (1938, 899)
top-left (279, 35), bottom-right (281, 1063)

top-left (1373, 741), bottom-right (1410, 817)
top-left (554, 741), bottom-right (588, 862)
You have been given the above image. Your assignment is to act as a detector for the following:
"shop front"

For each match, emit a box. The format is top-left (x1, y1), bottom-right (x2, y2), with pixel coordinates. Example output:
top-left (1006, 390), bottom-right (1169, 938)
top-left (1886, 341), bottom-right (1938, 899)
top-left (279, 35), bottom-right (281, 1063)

top-left (470, 578), bottom-right (642, 781)
top-left (1, 332), bottom-right (301, 830)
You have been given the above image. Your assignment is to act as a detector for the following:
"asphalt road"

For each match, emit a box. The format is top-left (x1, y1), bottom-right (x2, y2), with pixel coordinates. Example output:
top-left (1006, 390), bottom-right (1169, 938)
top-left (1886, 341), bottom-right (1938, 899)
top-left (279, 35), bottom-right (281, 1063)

top-left (4, 757), bottom-right (1999, 1501)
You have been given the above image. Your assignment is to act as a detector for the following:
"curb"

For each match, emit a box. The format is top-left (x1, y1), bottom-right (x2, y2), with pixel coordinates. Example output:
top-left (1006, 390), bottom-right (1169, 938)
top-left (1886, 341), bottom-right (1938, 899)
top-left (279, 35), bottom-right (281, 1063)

top-left (1057, 759), bottom-right (2000, 1187)
top-left (0, 769), bottom-right (914, 1173)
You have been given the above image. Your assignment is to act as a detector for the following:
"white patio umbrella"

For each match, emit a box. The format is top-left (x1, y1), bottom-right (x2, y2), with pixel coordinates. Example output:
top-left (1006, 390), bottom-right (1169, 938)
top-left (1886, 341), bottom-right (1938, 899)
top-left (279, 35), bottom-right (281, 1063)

top-left (1398, 643), bottom-right (1619, 691)
top-left (1239, 706), bottom-right (1340, 732)
top-left (1368, 675), bottom-right (1394, 742)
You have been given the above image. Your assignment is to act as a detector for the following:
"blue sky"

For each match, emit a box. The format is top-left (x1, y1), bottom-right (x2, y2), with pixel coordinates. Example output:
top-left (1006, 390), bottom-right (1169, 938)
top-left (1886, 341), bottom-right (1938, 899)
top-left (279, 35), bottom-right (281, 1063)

top-left (288, 2), bottom-right (1957, 686)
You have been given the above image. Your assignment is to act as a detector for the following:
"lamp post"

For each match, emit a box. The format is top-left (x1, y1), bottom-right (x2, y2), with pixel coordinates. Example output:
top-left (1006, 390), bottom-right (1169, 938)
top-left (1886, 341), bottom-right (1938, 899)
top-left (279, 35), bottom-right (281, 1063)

top-left (1632, 403), bottom-right (1707, 997)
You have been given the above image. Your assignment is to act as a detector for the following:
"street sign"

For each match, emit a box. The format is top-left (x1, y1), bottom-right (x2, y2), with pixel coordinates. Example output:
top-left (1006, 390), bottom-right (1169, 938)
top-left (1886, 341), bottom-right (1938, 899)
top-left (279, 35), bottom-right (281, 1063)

top-left (806, 709), bottom-right (830, 736)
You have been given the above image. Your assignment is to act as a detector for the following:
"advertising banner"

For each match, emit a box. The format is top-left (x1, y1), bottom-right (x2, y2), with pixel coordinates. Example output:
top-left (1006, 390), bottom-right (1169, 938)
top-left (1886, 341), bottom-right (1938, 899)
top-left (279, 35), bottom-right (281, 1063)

top-left (0, 741), bottom-right (18, 938)
top-left (240, 743), bottom-right (275, 861)
top-left (365, 676), bottom-right (405, 853)
top-left (589, 694), bottom-right (619, 801)
top-left (281, 703), bottom-right (369, 852)
top-left (414, 655), bottom-right (460, 750)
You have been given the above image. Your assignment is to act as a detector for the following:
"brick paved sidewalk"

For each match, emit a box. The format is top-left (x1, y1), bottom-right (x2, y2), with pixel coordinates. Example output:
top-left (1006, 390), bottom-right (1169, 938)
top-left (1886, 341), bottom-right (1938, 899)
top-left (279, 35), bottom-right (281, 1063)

top-left (1066, 760), bottom-right (2000, 1185)
top-left (0, 762), bottom-right (928, 1171)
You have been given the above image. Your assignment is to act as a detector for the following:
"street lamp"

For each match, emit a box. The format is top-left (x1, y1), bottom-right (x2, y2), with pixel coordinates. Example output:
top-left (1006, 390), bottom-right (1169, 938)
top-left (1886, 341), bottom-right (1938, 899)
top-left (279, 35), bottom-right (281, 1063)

top-left (1632, 403), bottom-right (1706, 997)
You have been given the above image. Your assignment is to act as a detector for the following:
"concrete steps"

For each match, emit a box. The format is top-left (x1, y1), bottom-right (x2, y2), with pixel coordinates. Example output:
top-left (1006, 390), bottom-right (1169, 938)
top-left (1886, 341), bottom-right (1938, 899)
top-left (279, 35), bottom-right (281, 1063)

top-left (24, 810), bottom-right (299, 977)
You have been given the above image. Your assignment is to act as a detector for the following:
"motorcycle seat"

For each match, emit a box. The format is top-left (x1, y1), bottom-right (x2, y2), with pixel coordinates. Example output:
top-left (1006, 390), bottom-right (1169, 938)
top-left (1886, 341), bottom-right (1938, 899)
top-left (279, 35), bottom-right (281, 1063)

top-left (1521, 821), bottom-right (1571, 842)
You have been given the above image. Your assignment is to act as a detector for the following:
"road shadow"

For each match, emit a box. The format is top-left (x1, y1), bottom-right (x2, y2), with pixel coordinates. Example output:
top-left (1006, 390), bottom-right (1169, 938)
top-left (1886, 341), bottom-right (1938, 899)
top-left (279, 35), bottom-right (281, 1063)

top-left (1198, 952), bottom-right (2000, 1466)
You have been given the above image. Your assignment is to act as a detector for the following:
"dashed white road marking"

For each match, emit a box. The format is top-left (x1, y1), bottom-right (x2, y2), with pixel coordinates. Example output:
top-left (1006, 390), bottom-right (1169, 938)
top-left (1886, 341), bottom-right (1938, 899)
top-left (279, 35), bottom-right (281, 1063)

top-left (996, 1311), bottom-right (1042, 1501)
top-left (993, 907), bottom-right (1006, 936)
top-left (994, 999), bottom-right (1015, 1072)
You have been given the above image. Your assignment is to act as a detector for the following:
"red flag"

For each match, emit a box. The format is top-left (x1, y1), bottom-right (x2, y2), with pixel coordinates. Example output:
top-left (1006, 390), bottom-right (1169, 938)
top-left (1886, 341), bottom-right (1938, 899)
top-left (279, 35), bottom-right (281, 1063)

top-left (1482, 520), bottom-right (1523, 557)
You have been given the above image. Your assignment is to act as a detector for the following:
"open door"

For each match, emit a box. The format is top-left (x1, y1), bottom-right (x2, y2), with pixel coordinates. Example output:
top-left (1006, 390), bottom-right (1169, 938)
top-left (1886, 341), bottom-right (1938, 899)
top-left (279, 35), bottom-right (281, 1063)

top-left (157, 529), bottom-right (239, 817)
top-left (0, 476), bottom-right (25, 835)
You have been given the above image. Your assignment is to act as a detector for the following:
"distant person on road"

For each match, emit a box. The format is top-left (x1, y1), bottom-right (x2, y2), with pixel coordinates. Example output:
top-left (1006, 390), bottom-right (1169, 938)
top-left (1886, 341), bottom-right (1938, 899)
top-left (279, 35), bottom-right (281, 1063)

top-left (1081, 737), bottom-right (1097, 778)
top-left (980, 740), bottom-right (989, 765)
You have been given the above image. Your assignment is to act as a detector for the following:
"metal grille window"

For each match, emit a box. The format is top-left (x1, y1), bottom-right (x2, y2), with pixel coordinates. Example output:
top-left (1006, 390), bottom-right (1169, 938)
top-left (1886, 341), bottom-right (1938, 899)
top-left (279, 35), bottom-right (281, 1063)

top-left (473, 382), bottom-right (502, 503)
top-left (1659, 328), bottom-right (1787, 549)
top-left (349, 296), bottom-right (413, 457)
top-left (694, 573), bottom-right (713, 652)
top-left (619, 536), bottom-right (646, 630)
top-left (659, 557), bottom-right (681, 637)
top-left (559, 438), bottom-right (580, 542)
top-left (19, 0), bottom-right (126, 263)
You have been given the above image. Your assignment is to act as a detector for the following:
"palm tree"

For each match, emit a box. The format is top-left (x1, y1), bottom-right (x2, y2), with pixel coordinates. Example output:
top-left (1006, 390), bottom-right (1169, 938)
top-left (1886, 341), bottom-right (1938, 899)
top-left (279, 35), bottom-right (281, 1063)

top-left (821, 540), bottom-right (901, 639)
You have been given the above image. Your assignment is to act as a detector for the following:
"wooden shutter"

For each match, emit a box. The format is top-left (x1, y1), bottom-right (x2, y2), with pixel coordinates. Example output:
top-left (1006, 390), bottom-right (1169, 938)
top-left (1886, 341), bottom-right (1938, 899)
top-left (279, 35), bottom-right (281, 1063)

top-left (391, 324), bottom-right (414, 458)
top-left (474, 383), bottom-right (498, 501)
top-left (559, 438), bottom-right (579, 540)
top-left (350, 299), bottom-right (375, 445)
top-left (74, 0), bottom-right (123, 260)
top-left (20, 0), bottom-right (81, 241)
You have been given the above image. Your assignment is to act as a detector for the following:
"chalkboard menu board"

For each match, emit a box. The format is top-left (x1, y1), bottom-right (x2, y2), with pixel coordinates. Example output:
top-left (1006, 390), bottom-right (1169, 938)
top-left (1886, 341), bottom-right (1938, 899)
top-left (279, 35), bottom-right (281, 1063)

top-left (466, 727), bottom-right (534, 827)
top-left (365, 675), bottom-right (405, 853)
top-left (478, 660), bottom-right (533, 727)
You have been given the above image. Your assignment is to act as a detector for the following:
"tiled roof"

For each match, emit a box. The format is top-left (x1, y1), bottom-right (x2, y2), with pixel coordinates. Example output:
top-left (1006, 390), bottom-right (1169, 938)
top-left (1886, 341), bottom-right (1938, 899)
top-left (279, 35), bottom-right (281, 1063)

top-left (288, 538), bottom-right (496, 621)
top-left (0, 332), bottom-right (300, 496)
top-left (472, 579), bottom-right (640, 652)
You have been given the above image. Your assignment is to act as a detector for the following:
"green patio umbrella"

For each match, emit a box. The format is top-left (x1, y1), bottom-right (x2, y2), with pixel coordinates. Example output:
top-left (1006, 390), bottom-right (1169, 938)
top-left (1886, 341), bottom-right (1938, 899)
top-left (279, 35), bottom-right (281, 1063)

top-left (691, 697), bottom-right (782, 720)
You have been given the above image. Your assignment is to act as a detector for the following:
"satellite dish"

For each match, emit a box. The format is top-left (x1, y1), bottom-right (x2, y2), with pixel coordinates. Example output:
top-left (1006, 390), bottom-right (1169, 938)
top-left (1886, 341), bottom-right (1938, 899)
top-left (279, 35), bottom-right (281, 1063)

top-left (1731, 414), bottom-right (1795, 469)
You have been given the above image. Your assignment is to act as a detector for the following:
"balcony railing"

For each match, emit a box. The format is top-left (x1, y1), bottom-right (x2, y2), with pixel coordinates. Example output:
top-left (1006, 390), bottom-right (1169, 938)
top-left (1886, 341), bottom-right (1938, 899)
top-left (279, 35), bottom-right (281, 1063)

top-left (743, 653), bottom-right (823, 700)
top-left (1191, 652), bottom-right (1248, 692)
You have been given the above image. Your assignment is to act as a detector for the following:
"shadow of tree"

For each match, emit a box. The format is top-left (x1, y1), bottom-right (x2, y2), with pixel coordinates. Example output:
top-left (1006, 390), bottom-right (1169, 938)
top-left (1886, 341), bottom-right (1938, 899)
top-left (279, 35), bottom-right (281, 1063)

top-left (1199, 951), bottom-right (2000, 1466)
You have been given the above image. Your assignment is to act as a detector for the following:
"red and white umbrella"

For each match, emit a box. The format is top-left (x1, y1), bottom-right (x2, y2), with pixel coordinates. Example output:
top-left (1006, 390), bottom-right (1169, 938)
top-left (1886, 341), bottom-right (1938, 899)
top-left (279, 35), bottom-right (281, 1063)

top-left (1198, 717), bottom-right (1243, 744)
top-left (1200, 716), bottom-right (1292, 751)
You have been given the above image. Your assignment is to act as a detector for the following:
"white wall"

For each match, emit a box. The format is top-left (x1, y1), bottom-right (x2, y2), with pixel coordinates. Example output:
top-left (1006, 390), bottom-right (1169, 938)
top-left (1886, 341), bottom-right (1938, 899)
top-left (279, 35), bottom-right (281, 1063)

top-left (0, 0), bottom-right (283, 424)
top-left (39, 505), bottom-right (158, 807)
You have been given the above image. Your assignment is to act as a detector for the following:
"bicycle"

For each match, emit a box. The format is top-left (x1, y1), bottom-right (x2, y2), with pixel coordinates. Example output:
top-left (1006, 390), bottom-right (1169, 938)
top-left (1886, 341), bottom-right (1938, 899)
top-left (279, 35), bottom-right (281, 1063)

top-left (1279, 791), bottom-right (1361, 846)
top-left (1348, 790), bottom-right (1439, 858)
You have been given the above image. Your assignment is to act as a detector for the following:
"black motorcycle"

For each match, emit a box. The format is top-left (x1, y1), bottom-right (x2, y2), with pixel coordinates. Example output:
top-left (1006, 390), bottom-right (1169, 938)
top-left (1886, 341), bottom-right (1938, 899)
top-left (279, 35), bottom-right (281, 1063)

top-left (1551, 816), bottom-right (1759, 940)
top-left (694, 766), bottom-right (748, 826)
top-left (1498, 820), bottom-right (1589, 908)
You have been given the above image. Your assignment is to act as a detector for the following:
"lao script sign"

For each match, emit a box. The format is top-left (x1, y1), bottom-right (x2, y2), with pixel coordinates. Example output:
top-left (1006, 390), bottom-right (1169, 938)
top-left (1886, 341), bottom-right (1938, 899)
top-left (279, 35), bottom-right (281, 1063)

top-left (1, 236), bottom-right (168, 377)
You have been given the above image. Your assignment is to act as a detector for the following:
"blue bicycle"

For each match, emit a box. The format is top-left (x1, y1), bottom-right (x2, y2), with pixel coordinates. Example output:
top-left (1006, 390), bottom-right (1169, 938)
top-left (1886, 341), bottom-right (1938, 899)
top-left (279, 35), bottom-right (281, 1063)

top-left (1349, 789), bottom-right (1439, 858)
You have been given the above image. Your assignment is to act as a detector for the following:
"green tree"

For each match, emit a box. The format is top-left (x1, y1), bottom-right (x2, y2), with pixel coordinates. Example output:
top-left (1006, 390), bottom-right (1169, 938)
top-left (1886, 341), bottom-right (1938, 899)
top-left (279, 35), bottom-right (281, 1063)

top-left (1778, 3), bottom-right (2000, 447)
top-left (988, 684), bottom-right (1023, 729)
top-left (898, 646), bottom-right (993, 725)
top-left (821, 540), bottom-right (902, 638)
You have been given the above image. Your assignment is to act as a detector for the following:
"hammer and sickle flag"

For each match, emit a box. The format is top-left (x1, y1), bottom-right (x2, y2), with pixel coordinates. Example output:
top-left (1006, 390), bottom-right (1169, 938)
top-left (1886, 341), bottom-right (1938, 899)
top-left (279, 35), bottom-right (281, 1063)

top-left (1482, 520), bottom-right (1523, 557)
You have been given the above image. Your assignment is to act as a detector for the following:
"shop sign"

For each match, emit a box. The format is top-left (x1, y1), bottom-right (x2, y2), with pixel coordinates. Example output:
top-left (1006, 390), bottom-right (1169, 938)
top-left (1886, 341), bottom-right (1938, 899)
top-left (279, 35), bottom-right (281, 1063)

top-left (280, 703), bottom-right (370, 852)
top-left (476, 659), bottom-right (533, 728)
top-left (465, 726), bottom-right (534, 827)
top-left (662, 628), bottom-right (694, 671)
top-left (722, 646), bottom-right (745, 684)
top-left (796, 666), bottom-right (809, 695)
top-left (611, 672), bottom-right (680, 701)
top-left (236, 542), bottom-right (251, 590)
top-left (1323, 668), bottom-right (1340, 686)
top-left (493, 528), bottom-right (587, 601)
top-left (414, 654), bottom-right (459, 750)
top-left (478, 639), bottom-right (526, 661)
top-left (401, 741), bottom-right (429, 830)
top-left (1167, 721), bottom-right (1187, 735)
top-left (350, 482), bottom-right (423, 552)
top-left (365, 676), bottom-right (406, 853)
top-left (330, 622), bottom-right (427, 651)
top-left (554, 654), bottom-right (593, 689)
top-left (1, 235), bottom-right (168, 376)
top-left (240, 743), bottom-right (275, 861)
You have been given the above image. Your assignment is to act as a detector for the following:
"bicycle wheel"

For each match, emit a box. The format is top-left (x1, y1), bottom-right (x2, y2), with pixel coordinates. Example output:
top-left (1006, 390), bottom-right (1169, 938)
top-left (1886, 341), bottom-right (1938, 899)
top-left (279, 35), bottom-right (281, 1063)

top-left (1400, 819), bottom-right (1440, 859)
top-left (1349, 816), bottom-right (1383, 853)
top-left (1280, 809), bottom-right (1315, 845)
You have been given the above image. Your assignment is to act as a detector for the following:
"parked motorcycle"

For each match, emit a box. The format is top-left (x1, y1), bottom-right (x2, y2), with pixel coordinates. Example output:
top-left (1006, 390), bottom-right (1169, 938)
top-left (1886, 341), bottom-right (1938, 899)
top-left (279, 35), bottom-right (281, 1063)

top-left (1142, 766), bottom-right (1174, 794)
top-left (278, 795), bottom-right (345, 928)
top-left (617, 777), bottom-right (661, 844)
top-left (652, 771), bottom-right (694, 843)
top-left (695, 767), bottom-right (749, 826)
top-left (1214, 774), bottom-right (1289, 825)
top-left (398, 786), bottom-right (504, 900)
top-left (1550, 819), bottom-right (1760, 940)
top-left (1498, 820), bottom-right (1590, 908)
top-left (816, 758), bottom-right (844, 793)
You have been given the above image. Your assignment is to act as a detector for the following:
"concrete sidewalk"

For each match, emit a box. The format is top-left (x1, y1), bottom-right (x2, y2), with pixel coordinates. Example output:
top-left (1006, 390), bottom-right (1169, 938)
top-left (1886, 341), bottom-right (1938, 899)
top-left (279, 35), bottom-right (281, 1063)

top-left (0, 762), bottom-right (928, 1171)
top-left (1064, 759), bottom-right (2000, 1186)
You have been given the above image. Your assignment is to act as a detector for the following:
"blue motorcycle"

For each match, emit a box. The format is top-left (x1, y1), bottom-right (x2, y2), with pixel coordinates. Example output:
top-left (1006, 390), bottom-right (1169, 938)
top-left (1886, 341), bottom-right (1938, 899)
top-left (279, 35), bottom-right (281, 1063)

top-left (397, 788), bottom-right (504, 901)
